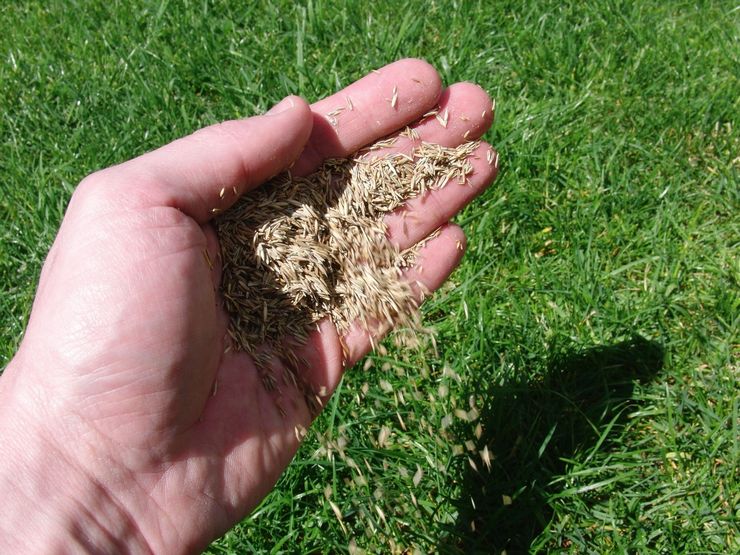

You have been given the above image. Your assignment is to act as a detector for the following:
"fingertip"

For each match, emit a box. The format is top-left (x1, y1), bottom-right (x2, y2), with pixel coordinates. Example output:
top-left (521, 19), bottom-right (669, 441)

top-left (438, 223), bottom-right (467, 268)
top-left (443, 82), bottom-right (495, 138)
top-left (386, 58), bottom-right (443, 99)
top-left (262, 95), bottom-right (314, 141)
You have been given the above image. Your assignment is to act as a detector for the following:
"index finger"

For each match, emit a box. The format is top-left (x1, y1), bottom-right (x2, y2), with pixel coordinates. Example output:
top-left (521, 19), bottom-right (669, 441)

top-left (292, 58), bottom-right (443, 175)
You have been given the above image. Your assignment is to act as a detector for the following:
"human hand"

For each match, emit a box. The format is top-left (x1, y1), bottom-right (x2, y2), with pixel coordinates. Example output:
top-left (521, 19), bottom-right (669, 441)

top-left (0, 59), bottom-right (497, 554)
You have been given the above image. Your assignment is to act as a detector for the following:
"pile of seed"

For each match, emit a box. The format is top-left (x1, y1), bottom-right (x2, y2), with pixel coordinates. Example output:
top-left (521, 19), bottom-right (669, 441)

top-left (216, 137), bottom-right (478, 394)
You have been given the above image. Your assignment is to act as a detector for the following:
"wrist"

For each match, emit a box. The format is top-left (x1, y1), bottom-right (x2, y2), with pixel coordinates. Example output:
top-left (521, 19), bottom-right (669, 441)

top-left (0, 361), bottom-right (154, 554)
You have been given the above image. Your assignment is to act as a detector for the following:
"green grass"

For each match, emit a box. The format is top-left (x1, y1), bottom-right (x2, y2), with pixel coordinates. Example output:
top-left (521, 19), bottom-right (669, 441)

top-left (2, 0), bottom-right (738, 553)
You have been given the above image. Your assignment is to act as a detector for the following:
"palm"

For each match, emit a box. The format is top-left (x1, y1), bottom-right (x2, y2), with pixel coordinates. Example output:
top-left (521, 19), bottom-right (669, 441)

top-left (17, 60), bottom-right (497, 552)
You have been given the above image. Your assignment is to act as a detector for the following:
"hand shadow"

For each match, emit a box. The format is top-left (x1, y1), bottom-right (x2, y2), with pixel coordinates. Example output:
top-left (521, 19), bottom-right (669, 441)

top-left (439, 335), bottom-right (664, 554)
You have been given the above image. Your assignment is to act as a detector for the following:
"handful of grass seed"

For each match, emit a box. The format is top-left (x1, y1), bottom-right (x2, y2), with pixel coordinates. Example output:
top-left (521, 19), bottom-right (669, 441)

top-left (216, 137), bottom-right (478, 395)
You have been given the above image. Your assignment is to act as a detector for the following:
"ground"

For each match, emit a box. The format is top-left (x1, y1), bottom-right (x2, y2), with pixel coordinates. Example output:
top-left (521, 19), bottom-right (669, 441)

top-left (1, 1), bottom-right (737, 553)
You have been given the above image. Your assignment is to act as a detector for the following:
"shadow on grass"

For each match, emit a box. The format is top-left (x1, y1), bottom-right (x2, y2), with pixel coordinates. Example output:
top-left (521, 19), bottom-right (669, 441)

top-left (440, 335), bottom-right (664, 554)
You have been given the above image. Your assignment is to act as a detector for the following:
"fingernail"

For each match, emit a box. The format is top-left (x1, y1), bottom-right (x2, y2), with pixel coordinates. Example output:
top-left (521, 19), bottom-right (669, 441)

top-left (265, 96), bottom-right (295, 116)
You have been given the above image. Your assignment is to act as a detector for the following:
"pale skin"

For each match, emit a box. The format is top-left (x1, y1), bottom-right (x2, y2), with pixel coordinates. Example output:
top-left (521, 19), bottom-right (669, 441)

top-left (0, 59), bottom-right (497, 554)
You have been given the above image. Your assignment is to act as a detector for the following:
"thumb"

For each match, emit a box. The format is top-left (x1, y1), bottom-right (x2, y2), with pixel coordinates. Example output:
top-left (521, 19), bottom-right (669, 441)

top-left (111, 95), bottom-right (313, 222)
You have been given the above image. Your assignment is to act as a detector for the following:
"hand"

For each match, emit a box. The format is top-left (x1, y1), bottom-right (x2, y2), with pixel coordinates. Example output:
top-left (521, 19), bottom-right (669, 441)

top-left (0, 59), bottom-right (497, 554)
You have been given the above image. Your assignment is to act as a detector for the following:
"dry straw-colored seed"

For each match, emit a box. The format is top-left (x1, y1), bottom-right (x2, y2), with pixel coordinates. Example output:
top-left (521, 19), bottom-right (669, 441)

top-left (216, 136), bottom-right (479, 404)
top-left (435, 109), bottom-right (449, 128)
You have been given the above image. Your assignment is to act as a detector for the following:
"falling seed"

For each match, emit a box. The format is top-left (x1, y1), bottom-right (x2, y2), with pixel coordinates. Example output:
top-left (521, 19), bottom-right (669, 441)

top-left (375, 505), bottom-right (387, 525)
top-left (329, 500), bottom-right (343, 522)
top-left (455, 408), bottom-right (469, 421)
top-left (396, 411), bottom-right (407, 430)
top-left (378, 425), bottom-right (391, 447)
top-left (413, 465), bottom-right (423, 486)
top-left (202, 249), bottom-right (214, 270)
top-left (481, 445), bottom-right (492, 471)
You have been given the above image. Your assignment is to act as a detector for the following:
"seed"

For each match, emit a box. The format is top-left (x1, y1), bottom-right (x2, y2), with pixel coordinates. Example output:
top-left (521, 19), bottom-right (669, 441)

top-left (463, 130), bottom-right (471, 139)
top-left (481, 445), bottom-right (492, 471)
top-left (435, 109), bottom-right (449, 128)
top-left (202, 249), bottom-right (214, 270)
top-left (327, 106), bottom-right (345, 119)
top-left (390, 85), bottom-right (398, 109)
top-left (412, 465), bottom-right (423, 486)
top-left (219, 187), bottom-right (225, 199)
top-left (215, 131), bottom-right (479, 405)
top-left (396, 411), bottom-right (407, 430)
top-left (346, 95), bottom-right (354, 111)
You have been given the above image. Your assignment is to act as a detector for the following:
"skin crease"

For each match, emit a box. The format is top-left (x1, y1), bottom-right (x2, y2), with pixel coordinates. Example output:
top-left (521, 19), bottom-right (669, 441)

top-left (0, 59), bottom-right (498, 554)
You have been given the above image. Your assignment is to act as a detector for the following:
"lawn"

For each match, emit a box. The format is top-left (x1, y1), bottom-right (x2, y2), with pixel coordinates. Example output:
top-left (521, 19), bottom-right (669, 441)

top-left (1, 1), bottom-right (738, 553)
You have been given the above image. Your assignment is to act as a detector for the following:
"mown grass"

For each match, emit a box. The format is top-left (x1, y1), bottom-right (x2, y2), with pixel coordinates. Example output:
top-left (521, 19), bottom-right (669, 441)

top-left (1, 1), bottom-right (738, 553)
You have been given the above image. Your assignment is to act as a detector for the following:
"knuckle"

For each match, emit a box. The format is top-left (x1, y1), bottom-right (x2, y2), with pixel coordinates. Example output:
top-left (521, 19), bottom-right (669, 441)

top-left (69, 169), bottom-right (122, 214)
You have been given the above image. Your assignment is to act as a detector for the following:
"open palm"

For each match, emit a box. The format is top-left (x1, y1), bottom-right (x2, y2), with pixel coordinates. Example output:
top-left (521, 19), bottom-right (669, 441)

top-left (3, 59), bottom-right (497, 553)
